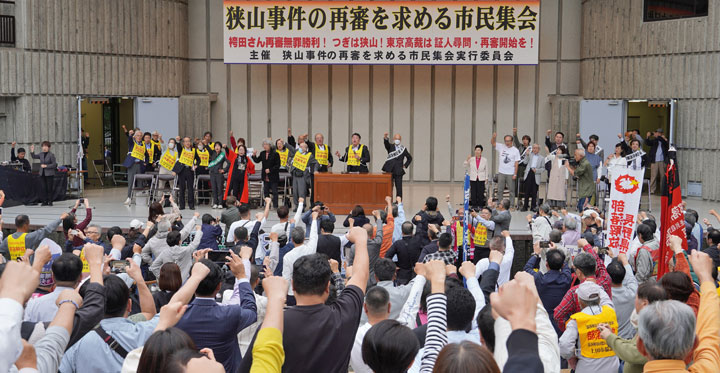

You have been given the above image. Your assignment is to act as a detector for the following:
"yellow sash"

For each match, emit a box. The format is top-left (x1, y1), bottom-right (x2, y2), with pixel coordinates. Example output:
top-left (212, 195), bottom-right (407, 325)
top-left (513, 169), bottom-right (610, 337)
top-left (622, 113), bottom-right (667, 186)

top-left (570, 306), bottom-right (618, 359)
top-left (131, 142), bottom-right (145, 160)
top-left (197, 149), bottom-right (210, 167)
top-left (8, 233), bottom-right (27, 261)
top-left (473, 224), bottom-right (488, 246)
top-left (347, 145), bottom-right (364, 166)
top-left (159, 150), bottom-right (177, 171)
top-left (151, 139), bottom-right (162, 150)
top-left (292, 152), bottom-right (311, 172)
top-left (178, 148), bottom-right (195, 167)
top-left (145, 142), bottom-right (155, 161)
top-left (315, 144), bottom-right (329, 166)
top-left (455, 221), bottom-right (464, 247)
top-left (277, 148), bottom-right (289, 167)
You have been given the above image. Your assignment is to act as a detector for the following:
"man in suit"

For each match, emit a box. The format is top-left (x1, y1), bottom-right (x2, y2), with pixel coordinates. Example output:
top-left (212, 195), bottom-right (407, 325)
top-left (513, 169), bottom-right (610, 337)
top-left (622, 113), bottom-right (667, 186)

top-left (382, 133), bottom-right (413, 198)
top-left (251, 139), bottom-right (281, 207)
top-left (172, 137), bottom-right (201, 210)
top-left (646, 128), bottom-right (669, 194)
top-left (30, 141), bottom-right (58, 206)
top-left (176, 251), bottom-right (257, 373)
top-left (336, 132), bottom-right (370, 173)
top-left (521, 144), bottom-right (544, 212)
top-left (289, 130), bottom-right (333, 203)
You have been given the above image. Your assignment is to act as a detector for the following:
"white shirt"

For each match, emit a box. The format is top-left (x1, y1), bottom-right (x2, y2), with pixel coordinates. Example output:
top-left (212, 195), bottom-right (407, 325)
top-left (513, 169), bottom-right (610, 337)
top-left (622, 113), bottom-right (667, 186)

top-left (474, 236), bottom-right (515, 287)
top-left (350, 322), bottom-right (373, 373)
top-left (494, 303), bottom-right (561, 373)
top-left (23, 286), bottom-right (75, 323)
top-left (0, 298), bottom-right (24, 373)
top-left (225, 219), bottom-right (264, 242)
top-left (494, 143), bottom-right (521, 175)
top-left (282, 220), bottom-right (319, 296)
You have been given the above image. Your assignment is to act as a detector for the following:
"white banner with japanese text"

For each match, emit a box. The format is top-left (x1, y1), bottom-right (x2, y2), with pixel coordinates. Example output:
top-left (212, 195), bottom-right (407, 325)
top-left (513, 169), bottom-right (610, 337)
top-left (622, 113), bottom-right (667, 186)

top-left (223, 1), bottom-right (540, 65)
top-left (607, 168), bottom-right (645, 254)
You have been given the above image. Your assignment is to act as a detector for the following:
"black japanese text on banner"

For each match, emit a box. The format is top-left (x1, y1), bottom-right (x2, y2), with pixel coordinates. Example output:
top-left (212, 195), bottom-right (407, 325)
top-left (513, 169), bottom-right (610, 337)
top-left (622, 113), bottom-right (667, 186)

top-left (224, 1), bottom-right (540, 65)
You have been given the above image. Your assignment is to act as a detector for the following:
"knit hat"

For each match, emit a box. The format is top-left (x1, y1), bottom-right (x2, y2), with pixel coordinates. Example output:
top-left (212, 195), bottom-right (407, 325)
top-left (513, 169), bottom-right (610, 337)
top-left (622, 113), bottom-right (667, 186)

top-left (576, 282), bottom-right (603, 302)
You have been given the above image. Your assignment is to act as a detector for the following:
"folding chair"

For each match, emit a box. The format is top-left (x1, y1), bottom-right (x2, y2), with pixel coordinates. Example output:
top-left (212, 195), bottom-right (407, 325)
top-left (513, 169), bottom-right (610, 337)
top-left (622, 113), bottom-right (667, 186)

top-left (113, 164), bottom-right (128, 184)
top-left (130, 174), bottom-right (156, 206)
top-left (92, 159), bottom-right (114, 186)
top-left (194, 174), bottom-right (212, 206)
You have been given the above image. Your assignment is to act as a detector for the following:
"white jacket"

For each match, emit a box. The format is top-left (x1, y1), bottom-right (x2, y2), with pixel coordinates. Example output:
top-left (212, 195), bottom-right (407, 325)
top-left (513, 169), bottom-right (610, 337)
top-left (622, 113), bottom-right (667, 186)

top-left (464, 156), bottom-right (488, 181)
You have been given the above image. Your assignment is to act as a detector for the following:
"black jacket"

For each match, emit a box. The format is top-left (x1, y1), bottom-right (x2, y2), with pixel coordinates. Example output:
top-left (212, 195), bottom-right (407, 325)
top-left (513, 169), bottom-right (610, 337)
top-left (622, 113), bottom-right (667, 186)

top-left (385, 234), bottom-right (424, 281)
top-left (381, 138), bottom-right (412, 176)
top-left (11, 148), bottom-right (31, 172)
top-left (339, 144), bottom-right (371, 172)
top-left (645, 135), bottom-right (669, 164)
top-left (288, 136), bottom-right (334, 169)
top-left (620, 141), bottom-right (648, 169)
top-left (317, 234), bottom-right (342, 263)
top-left (172, 147), bottom-right (201, 173)
top-left (252, 150), bottom-right (281, 183)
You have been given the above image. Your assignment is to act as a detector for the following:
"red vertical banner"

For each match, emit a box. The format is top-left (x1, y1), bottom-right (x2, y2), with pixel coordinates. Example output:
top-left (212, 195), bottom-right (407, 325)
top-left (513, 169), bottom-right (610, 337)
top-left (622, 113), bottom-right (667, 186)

top-left (658, 161), bottom-right (687, 278)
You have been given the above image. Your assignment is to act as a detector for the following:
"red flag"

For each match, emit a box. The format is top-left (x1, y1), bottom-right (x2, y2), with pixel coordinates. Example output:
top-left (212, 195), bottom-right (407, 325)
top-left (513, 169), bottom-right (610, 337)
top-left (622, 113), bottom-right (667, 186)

top-left (657, 158), bottom-right (687, 278)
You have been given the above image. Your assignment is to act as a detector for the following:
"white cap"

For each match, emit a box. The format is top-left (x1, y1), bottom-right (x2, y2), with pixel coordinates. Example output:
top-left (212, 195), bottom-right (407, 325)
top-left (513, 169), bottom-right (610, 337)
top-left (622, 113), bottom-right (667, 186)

top-left (129, 219), bottom-right (143, 230)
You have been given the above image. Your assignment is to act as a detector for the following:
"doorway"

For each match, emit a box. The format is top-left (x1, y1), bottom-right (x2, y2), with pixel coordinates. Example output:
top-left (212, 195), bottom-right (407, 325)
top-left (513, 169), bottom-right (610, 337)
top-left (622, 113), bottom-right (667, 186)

top-left (80, 97), bottom-right (134, 186)
top-left (626, 100), bottom-right (670, 151)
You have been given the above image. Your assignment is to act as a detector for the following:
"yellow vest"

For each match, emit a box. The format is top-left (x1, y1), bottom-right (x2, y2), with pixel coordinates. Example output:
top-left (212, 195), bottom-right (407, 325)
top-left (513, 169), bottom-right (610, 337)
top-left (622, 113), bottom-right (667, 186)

top-left (159, 150), bottom-right (177, 171)
top-left (473, 224), bottom-right (488, 246)
top-left (130, 141), bottom-right (145, 161)
top-left (8, 233), bottom-right (27, 261)
top-left (178, 148), bottom-right (195, 167)
top-left (454, 221), bottom-right (464, 247)
top-left (292, 152), bottom-right (311, 172)
top-left (145, 142), bottom-right (155, 161)
top-left (197, 148), bottom-right (210, 167)
top-left (347, 145), bottom-right (364, 166)
top-left (570, 306), bottom-right (618, 359)
top-left (79, 247), bottom-right (90, 273)
top-left (277, 148), bottom-right (289, 167)
top-left (315, 143), bottom-right (329, 166)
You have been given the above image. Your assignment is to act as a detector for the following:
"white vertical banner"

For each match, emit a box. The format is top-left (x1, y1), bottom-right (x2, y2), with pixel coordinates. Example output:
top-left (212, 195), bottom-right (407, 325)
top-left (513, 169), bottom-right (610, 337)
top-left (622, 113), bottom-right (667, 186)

top-left (607, 168), bottom-right (644, 254)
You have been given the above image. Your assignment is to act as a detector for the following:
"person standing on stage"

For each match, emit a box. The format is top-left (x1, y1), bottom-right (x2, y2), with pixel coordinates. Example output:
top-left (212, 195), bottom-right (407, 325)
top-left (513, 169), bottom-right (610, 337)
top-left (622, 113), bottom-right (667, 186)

top-left (490, 132), bottom-right (521, 209)
top-left (208, 142), bottom-right (228, 209)
top-left (289, 130), bottom-right (332, 203)
top-left (224, 143), bottom-right (255, 205)
top-left (521, 144), bottom-right (544, 212)
top-left (288, 142), bottom-right (319, 208)
top-left (275, 138), bottom-right (295, 170)
top-left (122, 129), bottom-right (147, 205)
top-left (252, 139), bottom-right (281, 207)
top-left (30, 141), bottom-right (58, 206)
top-left (336, 133), bottom-right (370, 173)
top-left (464, 145), bottom-right (488, 209)
top-left (142, 131), bottom-right (161, 173)
top-left (381, 133), bottom-right (412, 198)
top-left (172, 137), bottom-right (200, 210)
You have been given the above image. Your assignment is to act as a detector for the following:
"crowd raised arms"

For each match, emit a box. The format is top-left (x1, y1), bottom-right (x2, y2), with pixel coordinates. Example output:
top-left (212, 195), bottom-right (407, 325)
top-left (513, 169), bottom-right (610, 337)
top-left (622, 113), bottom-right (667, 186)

top-left (5, 124), bottom-right (720, 373)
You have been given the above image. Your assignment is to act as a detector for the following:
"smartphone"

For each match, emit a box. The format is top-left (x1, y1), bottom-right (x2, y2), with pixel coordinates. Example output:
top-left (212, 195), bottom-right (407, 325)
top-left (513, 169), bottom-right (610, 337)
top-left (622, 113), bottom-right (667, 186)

top-left (109, 260), bottom-right (129, 273)
top-left (164, 193), bottom-right (171, 199)
top-left (69, 229), bottom-right (79, 236)
top-left (207, 250), bottom-right (230, 264)
top-left (79, 198), bottom-right (84, 204)
top-left (539, 241), bottom-right (550, 249)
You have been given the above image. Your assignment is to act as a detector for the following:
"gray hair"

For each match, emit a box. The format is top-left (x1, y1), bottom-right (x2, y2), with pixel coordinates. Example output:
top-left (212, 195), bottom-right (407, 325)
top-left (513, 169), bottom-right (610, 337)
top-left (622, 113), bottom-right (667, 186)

top-left (291, 226), bottom-right (305, 244)
top-left (87, 224), bottom-right (102, 234)
top-left (638, 300), bottom-right (696, 360)
top-left (539, 203), bottom-right (551, 215)
top-left (489, 236), bottom-right (505, 252)
top-left (564, 217), bottom-right (577, 230)
top-left (157, 219), bottom-right (171, 232)
top-left (500, 198), bottom-right (511, 210)
top-left (575, 148), bottom-right (585, 157)
top-left (262, 138), bottom-right (272, 146)
top-left (573, 252), bottom-right (596, 276)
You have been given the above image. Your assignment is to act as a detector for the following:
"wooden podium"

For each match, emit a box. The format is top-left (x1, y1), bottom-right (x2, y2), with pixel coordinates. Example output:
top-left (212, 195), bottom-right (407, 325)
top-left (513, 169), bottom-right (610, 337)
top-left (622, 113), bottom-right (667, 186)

top-left (314, 172), bottom-right (392, 212)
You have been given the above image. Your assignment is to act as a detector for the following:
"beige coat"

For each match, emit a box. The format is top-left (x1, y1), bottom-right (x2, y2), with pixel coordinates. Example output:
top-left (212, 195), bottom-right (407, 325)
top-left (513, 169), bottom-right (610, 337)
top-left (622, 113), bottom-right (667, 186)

top-left (464, 156), bottom-right (488, 181)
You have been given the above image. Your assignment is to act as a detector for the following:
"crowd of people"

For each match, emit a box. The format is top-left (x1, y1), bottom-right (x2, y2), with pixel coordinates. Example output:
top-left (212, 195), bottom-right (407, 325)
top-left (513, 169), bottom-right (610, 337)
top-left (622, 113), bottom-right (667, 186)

top-left (118, 127), bottom-right (413, 211)
top-left (2, 124), bottom-right (718, 373)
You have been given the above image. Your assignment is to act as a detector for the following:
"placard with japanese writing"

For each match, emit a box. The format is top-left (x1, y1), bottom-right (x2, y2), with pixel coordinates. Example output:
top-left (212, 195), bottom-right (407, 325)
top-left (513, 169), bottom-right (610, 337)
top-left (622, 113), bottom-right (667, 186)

top-left (607, 168), bottom-right (645, 254)
top-left (224, 1), bottom-right (540, 65)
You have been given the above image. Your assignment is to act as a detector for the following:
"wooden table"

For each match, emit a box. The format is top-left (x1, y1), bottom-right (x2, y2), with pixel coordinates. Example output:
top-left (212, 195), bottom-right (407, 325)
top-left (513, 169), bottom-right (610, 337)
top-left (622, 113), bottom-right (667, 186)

top-left (313, 172), bottom-right (392, 212)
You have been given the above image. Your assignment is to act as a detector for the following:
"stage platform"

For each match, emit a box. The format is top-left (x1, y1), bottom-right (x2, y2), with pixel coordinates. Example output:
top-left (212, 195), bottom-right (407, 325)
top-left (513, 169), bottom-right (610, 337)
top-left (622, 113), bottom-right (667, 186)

top-left (0, 183), bottom-right (717, 238)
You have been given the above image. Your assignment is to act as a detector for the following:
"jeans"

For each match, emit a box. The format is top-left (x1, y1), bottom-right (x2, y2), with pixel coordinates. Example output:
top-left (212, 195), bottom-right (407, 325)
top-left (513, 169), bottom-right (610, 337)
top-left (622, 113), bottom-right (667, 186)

top-left (577, 196), bottom-right (590, 213)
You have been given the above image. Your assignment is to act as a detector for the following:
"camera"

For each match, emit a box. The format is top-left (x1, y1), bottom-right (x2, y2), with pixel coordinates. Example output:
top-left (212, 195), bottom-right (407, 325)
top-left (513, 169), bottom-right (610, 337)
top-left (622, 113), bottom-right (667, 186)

top-left (109, 260), bottom-right (129, 273)
top-left (207, 250), bottom-right (230, 265)
top-left (539, 241), bottom-right (550, 249)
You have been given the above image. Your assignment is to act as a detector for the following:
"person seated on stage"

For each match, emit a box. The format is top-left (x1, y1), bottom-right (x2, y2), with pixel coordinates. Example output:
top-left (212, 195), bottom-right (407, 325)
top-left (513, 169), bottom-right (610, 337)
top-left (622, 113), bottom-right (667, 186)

top-left (0, 212), bottom-right (68, 261)
top-left (336, 132), bottom-right (370, 173)
top-left (10, 142), bottom-right (31, 172)
top-left (344, 205), bottom-right (370, 228)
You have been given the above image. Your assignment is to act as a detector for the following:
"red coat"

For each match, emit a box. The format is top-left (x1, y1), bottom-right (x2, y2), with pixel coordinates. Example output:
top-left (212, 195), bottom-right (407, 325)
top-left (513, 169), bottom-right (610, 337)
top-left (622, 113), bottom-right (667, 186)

top-left (223, 148), bottom-right (255, 203)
